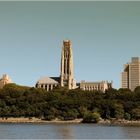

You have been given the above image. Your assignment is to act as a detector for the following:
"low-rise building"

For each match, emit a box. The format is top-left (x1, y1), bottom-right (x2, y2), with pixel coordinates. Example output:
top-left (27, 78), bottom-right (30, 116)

top-left (80, 80), bottom-right (112, 92)
top-left (35, 76), bottom-right (59, 91)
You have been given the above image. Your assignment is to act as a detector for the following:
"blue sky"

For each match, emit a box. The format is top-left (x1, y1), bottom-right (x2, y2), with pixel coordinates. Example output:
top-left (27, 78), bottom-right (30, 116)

top-left (0, 1), bottom-right (140, 89)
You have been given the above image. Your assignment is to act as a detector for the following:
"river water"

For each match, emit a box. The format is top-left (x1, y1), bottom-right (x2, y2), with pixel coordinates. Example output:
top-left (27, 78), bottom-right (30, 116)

top-left (0, 123), bottom-right (139, 139)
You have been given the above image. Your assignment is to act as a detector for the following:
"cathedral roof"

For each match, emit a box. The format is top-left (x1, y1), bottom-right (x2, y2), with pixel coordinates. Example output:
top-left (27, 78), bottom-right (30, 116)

top-left (36, 76), bottom-right (59, 84)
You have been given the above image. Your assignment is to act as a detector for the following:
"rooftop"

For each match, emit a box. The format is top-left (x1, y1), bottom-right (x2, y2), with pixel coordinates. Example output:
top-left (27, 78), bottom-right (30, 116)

top-left (37, 76), bottom-right (58, 84)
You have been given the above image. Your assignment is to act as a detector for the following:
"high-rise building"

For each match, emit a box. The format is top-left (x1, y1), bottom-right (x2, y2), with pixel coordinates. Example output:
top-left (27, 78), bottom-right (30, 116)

top-left (60, 40), bottom-right (76, 89)
top-left (121, 64), bottom-right (129, 89)
top-left (121, 57), bottom-right (140, 91)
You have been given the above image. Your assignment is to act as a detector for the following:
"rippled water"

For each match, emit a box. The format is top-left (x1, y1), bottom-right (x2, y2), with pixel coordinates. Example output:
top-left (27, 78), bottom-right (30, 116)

top-left (0, 123), bottom-right (140, 139)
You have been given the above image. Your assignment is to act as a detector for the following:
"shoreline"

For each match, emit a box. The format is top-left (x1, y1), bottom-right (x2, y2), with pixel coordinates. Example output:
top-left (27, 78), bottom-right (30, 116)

top-left (0, 117), bottom-right (140, 126)
top-left (0, 117), bottom-right (82, 124)
top-left (99, 119), bottom-right (140, 126)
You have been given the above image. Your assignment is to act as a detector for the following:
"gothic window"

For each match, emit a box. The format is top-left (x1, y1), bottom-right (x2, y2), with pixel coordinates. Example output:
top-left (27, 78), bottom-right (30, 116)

top-left (35, 83), bottom-right (38, 88)
top-left (64, 59), bottom-right (66, 74)
top-left (45, 84), bottom-right (48, 90)
top-left (67, 60), bottom-right (69, 74)
top-left (49, 85), bottom-right (51, 91)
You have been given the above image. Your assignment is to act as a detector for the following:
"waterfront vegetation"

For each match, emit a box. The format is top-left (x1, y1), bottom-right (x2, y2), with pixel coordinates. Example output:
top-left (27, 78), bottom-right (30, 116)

top-left (0, 84), bottom-right (140, 123)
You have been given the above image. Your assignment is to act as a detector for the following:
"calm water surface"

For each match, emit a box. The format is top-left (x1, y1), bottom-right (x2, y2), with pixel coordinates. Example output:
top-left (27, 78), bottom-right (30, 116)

top-left (0, 123), bottom-right (139, 139)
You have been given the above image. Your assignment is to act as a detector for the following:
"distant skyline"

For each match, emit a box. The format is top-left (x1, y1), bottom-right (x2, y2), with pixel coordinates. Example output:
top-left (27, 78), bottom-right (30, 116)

top-left (0, 1), bottom-right (140, 89)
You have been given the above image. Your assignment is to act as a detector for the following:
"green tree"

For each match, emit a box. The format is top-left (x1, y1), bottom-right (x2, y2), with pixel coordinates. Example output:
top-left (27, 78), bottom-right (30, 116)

top-left (124, 112), bottom-right (131, 120)
top-left (134, 86), bottom-right (140, 94)
top-left (78, 106), bottom-right (88, 118)
top-left (114, 104), bottom-right (124, 119)
top-left (83, 111), bottom-right (100, 123)
top-left (131, 107), bottom-right (140, 120)
top-left (64, 109), bottom-right (79, 120)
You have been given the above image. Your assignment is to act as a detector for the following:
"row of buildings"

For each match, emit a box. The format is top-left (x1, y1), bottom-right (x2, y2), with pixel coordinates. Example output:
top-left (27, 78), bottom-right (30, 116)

top-left (36, 40), bottom-right (140, 92)
top-left (0, 40), bottom-right (139, 92)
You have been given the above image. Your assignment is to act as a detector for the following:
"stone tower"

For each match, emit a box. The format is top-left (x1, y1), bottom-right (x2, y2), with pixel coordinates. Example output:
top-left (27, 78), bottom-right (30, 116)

top-left (60, 40), bottom-right (76, 89)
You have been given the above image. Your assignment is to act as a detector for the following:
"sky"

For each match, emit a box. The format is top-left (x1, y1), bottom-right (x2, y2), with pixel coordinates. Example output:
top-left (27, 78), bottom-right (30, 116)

top-left (0, 1), bottom-right (140, 89)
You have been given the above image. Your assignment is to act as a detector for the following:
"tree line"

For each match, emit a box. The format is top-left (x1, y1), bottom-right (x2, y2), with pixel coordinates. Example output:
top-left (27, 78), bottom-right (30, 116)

top-left (0, 83), bottom-right (140, 123)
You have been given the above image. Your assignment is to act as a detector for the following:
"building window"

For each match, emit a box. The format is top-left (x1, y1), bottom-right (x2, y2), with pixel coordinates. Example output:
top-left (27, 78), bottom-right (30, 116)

top-left (49, 85), bottom-right (51, 90)
top-left (35, 84), bottom-right (38, 88)
top-left (45, 85), bottom-right (48, 90)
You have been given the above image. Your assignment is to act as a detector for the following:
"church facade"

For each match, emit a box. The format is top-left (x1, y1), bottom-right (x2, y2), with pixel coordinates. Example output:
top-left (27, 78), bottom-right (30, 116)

top-left (35, 77), bottom-right (59, 91)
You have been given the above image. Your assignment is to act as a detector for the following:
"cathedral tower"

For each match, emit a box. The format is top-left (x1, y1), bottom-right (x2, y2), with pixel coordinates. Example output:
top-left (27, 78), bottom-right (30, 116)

top-left (60, 40), bottom-right (76, 89)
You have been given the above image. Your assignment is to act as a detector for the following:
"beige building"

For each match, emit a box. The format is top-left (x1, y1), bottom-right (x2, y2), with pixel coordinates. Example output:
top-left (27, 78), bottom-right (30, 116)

top-left (0, 74), bottom-right (13, 88)
top-left (80, 80), bottom-right (112, 92)
top-left (60, 40), bottom-right (76, 89)
top-left (35, 77), bottom-right (59, 91)
top-left (36, 40), bottom-right (76, 91)
top-left (121, 64), bottom-right (129, 89)
top-left (35, 40), bottom-right (112, 92)
top-left (121, 57), bottom-right (140, 91)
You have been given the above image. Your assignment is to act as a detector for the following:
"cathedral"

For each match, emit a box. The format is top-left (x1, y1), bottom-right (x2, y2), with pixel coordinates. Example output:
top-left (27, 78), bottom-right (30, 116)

top-left (35, 40), bottom-right (76, 91)
top-left (35, 40), bottom-right (112, 92)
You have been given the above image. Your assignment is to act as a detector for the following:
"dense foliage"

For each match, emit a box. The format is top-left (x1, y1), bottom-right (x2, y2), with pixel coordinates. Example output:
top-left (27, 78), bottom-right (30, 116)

top-left (0, 84), bottom-right (140, 122)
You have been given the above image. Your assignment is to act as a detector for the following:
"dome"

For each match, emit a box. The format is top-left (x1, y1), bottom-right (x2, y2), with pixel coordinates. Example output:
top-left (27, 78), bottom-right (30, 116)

top-left (37, 76), bottom-right (58, 84)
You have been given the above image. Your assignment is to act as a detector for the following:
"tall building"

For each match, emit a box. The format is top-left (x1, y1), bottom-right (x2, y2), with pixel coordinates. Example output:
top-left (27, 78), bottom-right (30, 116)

top-left (121, 57), bottom-right (140, 91)
top-left (121, 64), bottom-right (129, 89)
top-left (60, 40), bottom-right (76, 89)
